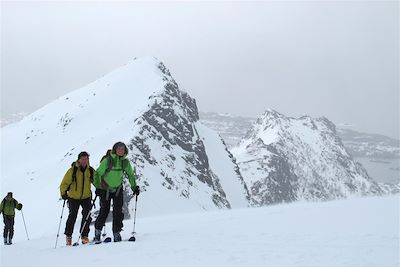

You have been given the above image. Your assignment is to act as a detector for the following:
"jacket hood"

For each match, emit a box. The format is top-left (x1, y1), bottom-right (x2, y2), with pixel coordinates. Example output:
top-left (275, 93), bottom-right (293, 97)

top-left (72, 160), bottom-right (91, 168)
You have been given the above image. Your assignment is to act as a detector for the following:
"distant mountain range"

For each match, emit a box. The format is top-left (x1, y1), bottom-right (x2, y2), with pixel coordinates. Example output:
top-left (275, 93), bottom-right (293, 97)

top-left (1, 112), bottom-right (28, 127)
top-left (230, 109), bottom-right (387, 205)
top-left (200, 112), bottom-right (400, 159)
top-left (200, 112), bottom-right (400, 187)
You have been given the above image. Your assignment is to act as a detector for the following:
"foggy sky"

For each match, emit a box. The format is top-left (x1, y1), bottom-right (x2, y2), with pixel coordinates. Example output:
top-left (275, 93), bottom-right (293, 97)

top-left (1, 1), bottom-right (399, 139)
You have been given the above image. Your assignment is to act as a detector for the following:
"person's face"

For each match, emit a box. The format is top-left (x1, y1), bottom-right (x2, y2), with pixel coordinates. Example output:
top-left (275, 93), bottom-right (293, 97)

top-left (79, 156), bottom-right (89, 167)
top-left (6, 194), bottom-right (12, 200)
top-left (116, 146), bottom-right (125, 157)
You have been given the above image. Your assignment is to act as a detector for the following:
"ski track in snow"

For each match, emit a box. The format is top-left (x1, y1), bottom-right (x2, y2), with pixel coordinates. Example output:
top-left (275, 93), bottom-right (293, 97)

top-left (1, 195), bottom-right (398, 267)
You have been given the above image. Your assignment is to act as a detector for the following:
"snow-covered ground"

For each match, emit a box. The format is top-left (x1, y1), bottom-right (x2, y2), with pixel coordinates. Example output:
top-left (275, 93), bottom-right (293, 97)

top-left (1, 195), bottom-right (398, 267)
top-left (0, 57), bottom-right (250, 236)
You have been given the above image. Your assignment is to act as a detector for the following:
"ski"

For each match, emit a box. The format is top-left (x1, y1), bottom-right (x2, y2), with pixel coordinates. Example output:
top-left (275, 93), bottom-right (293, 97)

top-left (89, 237), bottom-right (135, 244)
top-left (70, 236), bottom-right (111, 246)
top-left (72, 238), bottom-right (103, 246)
top-left (71, 234), bottom-right (137, 246)
top-left (91, 236), bottom-right (111, 245)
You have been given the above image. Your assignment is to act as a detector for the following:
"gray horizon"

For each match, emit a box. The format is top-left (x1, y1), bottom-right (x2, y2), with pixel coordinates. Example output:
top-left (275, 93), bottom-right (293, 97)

top-left (1, 1), bottom-right (398, 139)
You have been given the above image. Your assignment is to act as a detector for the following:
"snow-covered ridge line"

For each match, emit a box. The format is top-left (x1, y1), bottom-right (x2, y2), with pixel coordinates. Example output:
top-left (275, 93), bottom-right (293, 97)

top-left (199, 111), bottom-right (400, 159)
top-left (232, 109), bottom-right (393, 205)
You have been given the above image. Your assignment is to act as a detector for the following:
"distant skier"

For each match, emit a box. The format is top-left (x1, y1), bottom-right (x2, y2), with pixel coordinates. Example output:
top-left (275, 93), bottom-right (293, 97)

top-left (93, 142), bottom-right (140, 242)
top-left (60, 151), bottom-right (94, 246)
top-left (0, 192), bottom-right (23, 245)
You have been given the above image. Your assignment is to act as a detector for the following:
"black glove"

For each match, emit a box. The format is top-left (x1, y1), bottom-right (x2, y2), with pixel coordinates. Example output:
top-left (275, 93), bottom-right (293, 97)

top-left (61, 192), bottom-right (68, 200)
top-left (133, 185), bottom-right (140, 196)
top-left (16, 203), bottom-right (23, 210)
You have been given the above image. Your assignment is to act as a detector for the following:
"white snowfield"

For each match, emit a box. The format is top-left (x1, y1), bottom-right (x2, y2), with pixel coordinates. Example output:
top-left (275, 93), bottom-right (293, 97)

top-left (1, 195), bottom-right (398, 267)
top-left (0, 57), bottom-right (249, 238)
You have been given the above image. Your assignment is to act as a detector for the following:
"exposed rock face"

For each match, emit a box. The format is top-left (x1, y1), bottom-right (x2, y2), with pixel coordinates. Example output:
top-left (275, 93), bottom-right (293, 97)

top-left (232, 109), bottom-right (385, 205)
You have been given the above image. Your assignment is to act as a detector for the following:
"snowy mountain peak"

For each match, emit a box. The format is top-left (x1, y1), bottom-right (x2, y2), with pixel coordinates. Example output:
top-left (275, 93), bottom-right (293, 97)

top-left (258, 108), bottom-right (286, 126)
top-left (1, 58), bottom-right (251, 237)
top-left (233, 109), bottom-right (385, 205)
top-left (245, 111), bottom-right (340, 149)
top-left (125, 56), bottom-right (167, 75)
top-left (262, 108), bottom-right (285, 118)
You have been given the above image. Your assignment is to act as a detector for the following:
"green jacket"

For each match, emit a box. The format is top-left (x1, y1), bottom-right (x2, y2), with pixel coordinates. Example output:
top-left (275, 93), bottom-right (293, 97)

top-left (0, 198), bottom-right (21, 217)
top-left (60, 161), bottom-right (93, 200)
top-left (93, 153), bottom-right (137, 192)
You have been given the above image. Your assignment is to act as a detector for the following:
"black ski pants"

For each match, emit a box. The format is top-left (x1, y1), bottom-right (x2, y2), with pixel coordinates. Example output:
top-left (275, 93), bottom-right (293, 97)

top-left (64, 197), bottom-right (92, 237)
top-left (94, 189), bottom-right (124, 233)
top-left (3, 215), bottom-right (14, 240)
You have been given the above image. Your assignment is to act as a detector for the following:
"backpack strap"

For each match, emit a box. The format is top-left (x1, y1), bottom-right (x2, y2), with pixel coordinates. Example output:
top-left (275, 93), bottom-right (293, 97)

top-left (72, 165), bottom-right (78, 191)
top-left (105, 154), bottom-right (113, 176)
top-left (72, 162), bottom-right (93, 182)
top-left (99, 155), bottom-right (113, 191)
top-left (121, 159), bottom-right (128, 173)
top-left (89, 166), bottom-right (95, 183)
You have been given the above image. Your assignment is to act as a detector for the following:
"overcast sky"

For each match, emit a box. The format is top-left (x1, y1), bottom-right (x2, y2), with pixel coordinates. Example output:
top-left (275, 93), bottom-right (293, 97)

top-left (1, 1), bottom-right (399, 138)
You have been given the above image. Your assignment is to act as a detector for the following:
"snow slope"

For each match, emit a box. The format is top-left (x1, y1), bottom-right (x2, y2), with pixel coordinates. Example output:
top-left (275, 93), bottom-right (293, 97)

top-left (195, 122), bottom-right (251, 207)
top-left (1, 195), bottom-right (398, 267)
top-left (0, 57), bottom-right (250, 239)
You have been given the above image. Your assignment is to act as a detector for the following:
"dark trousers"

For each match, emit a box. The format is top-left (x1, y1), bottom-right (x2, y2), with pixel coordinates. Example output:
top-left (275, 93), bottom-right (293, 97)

top-left (3, 215), bottom-right (14, 240)
top-left (64, 198), bottom-right (92, 237)
top-left (95, 189), bottom-right (124, 233)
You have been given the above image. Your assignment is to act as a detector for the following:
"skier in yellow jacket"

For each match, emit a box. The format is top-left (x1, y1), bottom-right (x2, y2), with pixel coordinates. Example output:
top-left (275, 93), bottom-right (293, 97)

top-left (60, 151), bottom-right (94, 246)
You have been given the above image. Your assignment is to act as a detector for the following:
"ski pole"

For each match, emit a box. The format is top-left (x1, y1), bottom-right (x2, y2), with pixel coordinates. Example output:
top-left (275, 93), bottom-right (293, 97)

top-left (132, 194), bottom-right (138, 234)
top-left (55, 199), bottom-right (66, 249)
top-left (20, 210), bottom-right (30, 240)
top-left (128, 194), bottom-right (138, 242)
top-left (73, 195), bottom-right (98, 246)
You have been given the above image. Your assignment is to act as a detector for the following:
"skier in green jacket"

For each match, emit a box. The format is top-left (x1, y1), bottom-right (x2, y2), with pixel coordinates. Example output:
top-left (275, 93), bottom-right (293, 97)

top-left (0, 192), bottom-right (23, 245)
top-left (93, 142), bottom-right (140, 242)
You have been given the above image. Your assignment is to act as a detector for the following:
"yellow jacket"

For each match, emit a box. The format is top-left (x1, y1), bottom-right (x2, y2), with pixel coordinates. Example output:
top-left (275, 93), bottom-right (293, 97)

top-left (60, 161), bottom-right (93, 200)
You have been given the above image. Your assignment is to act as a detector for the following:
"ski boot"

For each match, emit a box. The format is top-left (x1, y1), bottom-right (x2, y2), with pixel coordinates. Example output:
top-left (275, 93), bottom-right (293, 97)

top-left (81, 236), bottom-right (90, 245)
top-left (93, 229), bottom-right (101, 243)
top-left (66, 236), bottom-right (72, 246)
top-left (113, 232), bottom-right (122, 242)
